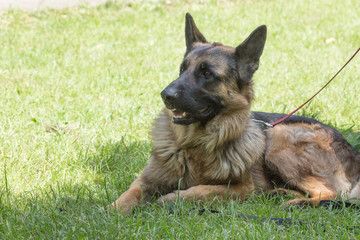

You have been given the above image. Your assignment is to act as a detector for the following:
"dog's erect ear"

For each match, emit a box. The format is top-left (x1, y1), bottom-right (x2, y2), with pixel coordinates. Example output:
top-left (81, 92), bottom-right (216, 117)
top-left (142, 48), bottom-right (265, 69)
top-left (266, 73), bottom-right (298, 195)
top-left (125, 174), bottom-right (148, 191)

top-left (235, 25), bottom-right (267, 83)
top-left (185, 13), bottom-right (207, 55)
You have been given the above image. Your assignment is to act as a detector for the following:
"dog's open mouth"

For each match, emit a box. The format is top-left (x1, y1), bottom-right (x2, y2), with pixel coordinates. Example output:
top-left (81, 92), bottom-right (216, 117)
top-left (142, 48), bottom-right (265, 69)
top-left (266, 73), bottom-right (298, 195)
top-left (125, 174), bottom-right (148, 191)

top-left (170, 107), bottom-right (215, 125)
top-left (171, 109), bottom-right (195, 125)
top-left (172, 109), bottom-right (188, 119)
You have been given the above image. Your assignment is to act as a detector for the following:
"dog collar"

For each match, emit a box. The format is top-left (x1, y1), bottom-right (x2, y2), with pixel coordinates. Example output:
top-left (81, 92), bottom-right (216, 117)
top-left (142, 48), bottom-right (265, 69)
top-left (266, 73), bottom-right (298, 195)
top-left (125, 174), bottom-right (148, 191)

top-left (251, 119), bottom-right (273, 128)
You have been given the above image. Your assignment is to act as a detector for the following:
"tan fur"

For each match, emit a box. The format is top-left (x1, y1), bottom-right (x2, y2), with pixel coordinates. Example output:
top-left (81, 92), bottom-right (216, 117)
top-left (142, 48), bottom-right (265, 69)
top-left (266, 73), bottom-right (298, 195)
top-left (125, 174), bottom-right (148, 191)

top-left (265, 123), bottom-right (352, 199)
top-left (158, 177), bottom-right (255, 203)
top-left (290, 176), bottom-right (338, 205)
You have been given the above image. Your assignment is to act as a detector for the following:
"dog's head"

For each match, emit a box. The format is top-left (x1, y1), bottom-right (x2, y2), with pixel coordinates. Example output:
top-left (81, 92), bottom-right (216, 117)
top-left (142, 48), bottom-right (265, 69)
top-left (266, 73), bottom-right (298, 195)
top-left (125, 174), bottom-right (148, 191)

top-left (161, 13), bottom-right (267, 125)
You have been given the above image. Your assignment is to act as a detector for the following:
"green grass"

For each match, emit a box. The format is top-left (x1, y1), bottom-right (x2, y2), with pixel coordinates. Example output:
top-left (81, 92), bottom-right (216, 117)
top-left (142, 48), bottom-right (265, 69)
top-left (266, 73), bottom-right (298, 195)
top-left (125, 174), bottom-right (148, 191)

top-left (1, 0), bottom-right (360, 238)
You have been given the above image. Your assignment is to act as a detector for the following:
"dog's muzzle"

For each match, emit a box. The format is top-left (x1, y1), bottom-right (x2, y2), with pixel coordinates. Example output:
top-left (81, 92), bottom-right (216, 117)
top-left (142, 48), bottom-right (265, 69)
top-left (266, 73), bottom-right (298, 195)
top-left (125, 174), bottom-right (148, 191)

top-left (160, 87), bottom-right (179, 107)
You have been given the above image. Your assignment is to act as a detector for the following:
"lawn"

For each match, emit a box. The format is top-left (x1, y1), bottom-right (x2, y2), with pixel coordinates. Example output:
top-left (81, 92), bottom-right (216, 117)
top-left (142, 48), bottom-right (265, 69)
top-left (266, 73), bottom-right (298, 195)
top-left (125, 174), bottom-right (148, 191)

top-left (0, 0), bottom-right (360, 238)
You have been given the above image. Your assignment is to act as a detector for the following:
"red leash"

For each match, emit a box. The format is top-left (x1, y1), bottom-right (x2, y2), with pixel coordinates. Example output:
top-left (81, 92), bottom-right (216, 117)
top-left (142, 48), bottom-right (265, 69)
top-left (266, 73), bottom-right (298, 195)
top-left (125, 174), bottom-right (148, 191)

top-left (270, 47), bottom-right (360, 127)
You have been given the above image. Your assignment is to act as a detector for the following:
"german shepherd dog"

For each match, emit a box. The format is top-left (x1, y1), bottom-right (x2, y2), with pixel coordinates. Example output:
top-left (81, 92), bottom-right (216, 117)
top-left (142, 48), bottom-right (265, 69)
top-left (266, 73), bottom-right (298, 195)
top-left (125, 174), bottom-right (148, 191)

top-left (110, 13), bottom-right (360, 213)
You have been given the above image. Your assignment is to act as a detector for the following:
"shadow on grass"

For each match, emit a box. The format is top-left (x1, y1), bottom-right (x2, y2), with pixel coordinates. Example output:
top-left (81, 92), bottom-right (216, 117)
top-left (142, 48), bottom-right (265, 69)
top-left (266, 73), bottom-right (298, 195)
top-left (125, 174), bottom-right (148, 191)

top-left (81, 138), bottom-right (151, 176)
top-left (0, 137), bottom-right (151, 238)
top-left (79, 138), bottom-right (152, 200)
top-left (0, 180), bottom-right (137, 238)
top-left (0, 138), bottom-right (153, 238)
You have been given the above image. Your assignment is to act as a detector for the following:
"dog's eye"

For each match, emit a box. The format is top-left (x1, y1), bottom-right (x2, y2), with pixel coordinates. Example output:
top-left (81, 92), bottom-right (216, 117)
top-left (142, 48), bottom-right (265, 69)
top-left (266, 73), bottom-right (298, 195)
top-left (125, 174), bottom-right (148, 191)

top-left (203, 70), bottom-right (212, 77)
top-left (200, 70), bottom-right (212, 78)
top-left (199, 63), bottom-right (212, 78)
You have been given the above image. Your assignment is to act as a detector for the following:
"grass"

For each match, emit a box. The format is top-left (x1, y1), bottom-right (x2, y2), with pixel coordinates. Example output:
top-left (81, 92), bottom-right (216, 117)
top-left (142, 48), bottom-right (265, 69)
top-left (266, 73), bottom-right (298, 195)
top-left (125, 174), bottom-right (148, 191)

top-left (0, 0), bottom-right (360, 238)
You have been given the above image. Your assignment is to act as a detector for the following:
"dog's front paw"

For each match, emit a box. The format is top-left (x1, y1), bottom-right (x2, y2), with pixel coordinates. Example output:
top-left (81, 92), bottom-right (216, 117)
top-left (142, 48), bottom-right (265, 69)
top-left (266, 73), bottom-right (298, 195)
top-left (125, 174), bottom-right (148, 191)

top-left (105, 200), bottom-right (136, 215)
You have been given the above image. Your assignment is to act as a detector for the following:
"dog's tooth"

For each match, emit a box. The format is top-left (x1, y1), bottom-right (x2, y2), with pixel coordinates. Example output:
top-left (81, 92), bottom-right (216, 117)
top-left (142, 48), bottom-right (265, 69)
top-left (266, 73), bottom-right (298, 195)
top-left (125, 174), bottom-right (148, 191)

top-left (182, 112), bottom-right (187, 117)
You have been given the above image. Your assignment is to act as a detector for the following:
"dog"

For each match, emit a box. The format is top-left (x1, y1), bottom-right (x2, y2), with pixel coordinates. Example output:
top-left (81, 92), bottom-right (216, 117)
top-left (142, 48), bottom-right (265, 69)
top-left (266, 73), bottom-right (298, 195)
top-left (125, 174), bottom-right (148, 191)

top-left (110, 13), bottom-right (360, 214)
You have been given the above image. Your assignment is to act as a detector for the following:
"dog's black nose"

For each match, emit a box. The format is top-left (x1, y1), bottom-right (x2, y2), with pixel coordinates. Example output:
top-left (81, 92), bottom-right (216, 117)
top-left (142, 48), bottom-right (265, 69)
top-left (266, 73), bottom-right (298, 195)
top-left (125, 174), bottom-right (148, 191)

top-left (161, 87), bottom-right (178, 104)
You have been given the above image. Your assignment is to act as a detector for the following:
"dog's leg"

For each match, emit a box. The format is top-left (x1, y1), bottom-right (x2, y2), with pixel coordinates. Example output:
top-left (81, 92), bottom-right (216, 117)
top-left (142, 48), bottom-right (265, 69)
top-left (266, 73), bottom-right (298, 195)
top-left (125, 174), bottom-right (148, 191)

top-left (158, 181), bottom-right (255, 203)
top-left (108, 177), bottom-right (143, 214)
top-left (285, 176), bottom-right (338, 207)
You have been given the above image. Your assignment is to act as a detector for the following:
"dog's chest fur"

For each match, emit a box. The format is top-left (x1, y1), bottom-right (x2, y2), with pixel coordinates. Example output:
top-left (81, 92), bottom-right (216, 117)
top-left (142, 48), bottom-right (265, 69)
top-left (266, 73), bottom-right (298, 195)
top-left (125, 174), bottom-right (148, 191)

top-left (141, 109), bottom-right (265, 196)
